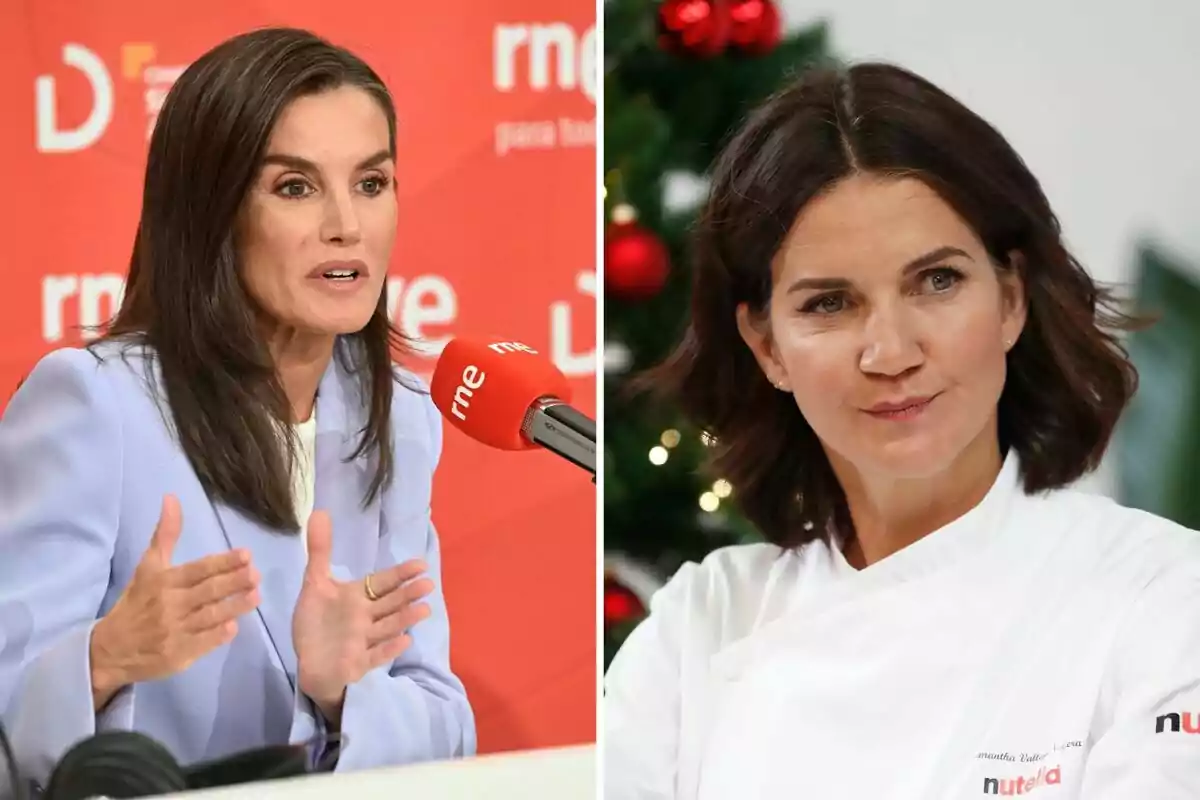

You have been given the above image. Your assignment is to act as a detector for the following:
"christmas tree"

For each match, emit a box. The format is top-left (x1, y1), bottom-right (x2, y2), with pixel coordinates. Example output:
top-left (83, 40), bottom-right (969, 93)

top-left (602, 0), bottom-right (833, 665)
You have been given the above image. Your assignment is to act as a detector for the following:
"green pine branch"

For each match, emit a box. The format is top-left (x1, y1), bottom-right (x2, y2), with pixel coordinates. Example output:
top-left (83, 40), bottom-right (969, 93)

top-left (604, 5), bottom-right (836, 623)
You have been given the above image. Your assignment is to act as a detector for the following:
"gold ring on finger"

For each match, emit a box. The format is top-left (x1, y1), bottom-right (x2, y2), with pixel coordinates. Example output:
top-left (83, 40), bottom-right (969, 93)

top-left (364, 574), bottom-right (380, 601)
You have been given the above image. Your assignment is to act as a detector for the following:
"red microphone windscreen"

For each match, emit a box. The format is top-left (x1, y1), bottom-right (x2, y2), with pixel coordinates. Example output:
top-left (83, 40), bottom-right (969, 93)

top-left (430, 337), bottom-right (572, 451)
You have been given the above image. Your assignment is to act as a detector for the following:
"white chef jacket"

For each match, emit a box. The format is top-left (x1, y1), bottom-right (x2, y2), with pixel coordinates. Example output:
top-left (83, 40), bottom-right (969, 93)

top-left (604, 453), bottom-right (1200, 799)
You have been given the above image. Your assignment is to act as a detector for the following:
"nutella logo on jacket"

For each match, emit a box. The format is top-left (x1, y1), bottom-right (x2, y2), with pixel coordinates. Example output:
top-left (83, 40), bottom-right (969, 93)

top-left (983, 764), bottom-right (1062, 795)
top-left (1155, 712), bottom-right (1200, 734)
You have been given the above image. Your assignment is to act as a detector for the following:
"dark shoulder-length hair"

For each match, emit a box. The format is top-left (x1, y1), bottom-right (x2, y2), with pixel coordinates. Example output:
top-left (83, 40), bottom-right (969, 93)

top-left (647, 62), bottom-right (1141, 549)
top-left (102, 27), bottom-right (410, 532)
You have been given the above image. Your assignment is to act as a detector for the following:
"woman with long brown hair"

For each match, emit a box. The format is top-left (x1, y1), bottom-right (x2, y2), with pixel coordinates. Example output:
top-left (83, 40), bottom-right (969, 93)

top-left (0, 28), bottom-right (474, 789)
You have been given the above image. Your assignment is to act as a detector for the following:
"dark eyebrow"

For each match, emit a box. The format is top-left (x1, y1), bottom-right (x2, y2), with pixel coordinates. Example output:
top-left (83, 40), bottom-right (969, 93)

top-left (784, 246), bottom-right (973, 294)
top-left (259, 149), bottom-right (393, 173)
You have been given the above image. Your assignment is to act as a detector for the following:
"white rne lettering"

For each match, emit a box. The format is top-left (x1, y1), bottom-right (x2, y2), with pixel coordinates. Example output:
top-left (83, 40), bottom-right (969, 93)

top-left (386, 275), bottom-right (458, 356)
top-left (78, 274), bottom-right (126, 336)
top-left (42, 273), bottom-right (126, 342)
top-left (40, 272), bottom-right (458, 347)
top-left (35, 44), bottom-right (115, 153)
top-left (450, 365), bottom-right (486, 421)
top-left (488, 341), bottom-right (537, 355)
top-left (550, 270), bottom-right (596, 377)
top-left (493, 23), bottom-right (597, 103)
top-left (42, 275), bottom-right (78, 342)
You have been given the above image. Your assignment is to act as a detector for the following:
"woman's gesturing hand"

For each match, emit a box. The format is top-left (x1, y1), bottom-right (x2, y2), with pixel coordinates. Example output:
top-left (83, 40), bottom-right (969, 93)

top-left (89, 494), bottom-right (261, 709)
top-left (292, 510), bottom-right (434, 725)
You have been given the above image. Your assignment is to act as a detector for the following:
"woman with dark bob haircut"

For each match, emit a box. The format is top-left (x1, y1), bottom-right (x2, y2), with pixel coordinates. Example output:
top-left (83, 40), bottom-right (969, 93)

top-left (606, 62), bottom-right (1200, 799)
top-left (0, 28), bottom-right (474, 788)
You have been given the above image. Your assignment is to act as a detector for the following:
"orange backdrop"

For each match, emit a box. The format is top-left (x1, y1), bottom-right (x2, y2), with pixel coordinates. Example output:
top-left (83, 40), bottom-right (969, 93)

top-left (0, 1), bottom-right (596, 753)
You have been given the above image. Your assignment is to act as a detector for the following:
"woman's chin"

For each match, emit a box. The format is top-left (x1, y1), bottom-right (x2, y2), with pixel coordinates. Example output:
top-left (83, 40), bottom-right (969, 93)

top-left (863, 436), bottom-right (960, 480)
top-left (300, 311), bottom-right (377, 337)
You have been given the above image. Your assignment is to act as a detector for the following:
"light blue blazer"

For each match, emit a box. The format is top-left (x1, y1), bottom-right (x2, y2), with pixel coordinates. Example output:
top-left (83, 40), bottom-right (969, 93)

top-left (0, 338), bottom-right (476, 786)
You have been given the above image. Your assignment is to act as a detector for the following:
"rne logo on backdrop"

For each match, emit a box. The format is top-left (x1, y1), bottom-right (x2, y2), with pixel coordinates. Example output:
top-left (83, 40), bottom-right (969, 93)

top-left (42, 273), bottom-right (459, 349)
top-left (35, 42), bottom-right (185, 152)
top-left (493, 22), bottom-right (595, 102)
top-left (491, 22), bottom-right (596, 157)
top-left (42, 271), bottom-right (596, 377)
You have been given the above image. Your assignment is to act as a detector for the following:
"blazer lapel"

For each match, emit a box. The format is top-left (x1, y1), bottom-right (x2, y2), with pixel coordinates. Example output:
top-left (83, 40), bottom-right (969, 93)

top-left (313, 347), bottom-right (377, 582)
top-left (211, 497), bottom-right (306, 685)
top-left (208, 349), bottom-right (354, 687)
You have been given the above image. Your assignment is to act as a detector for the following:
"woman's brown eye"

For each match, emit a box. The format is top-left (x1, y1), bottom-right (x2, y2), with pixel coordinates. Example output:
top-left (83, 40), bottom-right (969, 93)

top-left (360, 176), bottom-right (390, 195)
top-left (278, 180), bottom-right (309, 198)
top-left (804, 295), bottom-right (845, 314)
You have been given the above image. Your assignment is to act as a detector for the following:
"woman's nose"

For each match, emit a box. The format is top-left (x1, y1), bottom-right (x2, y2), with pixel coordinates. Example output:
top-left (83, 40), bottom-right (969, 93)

top-left (859, 310), bottom-right (924, 377)
top-left (321, 191), bottom-right (361, 244)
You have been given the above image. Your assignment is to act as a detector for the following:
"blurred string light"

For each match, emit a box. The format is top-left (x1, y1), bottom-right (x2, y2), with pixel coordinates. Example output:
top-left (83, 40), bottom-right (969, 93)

top-left (652, 431), bottom-right (726, 474)
top-left (650, 428), bottom-right (682, 466)
top-left (604, 340), bottom-right (632, 374)
top-left (650, 425), bottom-right (734, 504)
top-left (700, 479), bottom-right (733, 513)
top-left (611, 203), bottom-right (638, 224)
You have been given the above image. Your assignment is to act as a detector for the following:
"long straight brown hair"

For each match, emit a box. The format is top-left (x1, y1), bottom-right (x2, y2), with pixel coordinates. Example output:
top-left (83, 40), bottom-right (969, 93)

top-left (101, 28), bottom-right (411, 532)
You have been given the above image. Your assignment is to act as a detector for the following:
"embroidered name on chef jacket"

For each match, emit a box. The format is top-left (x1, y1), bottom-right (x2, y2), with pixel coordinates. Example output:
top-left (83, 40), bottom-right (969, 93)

top-left (976, 739), bottom-right (1082, 795)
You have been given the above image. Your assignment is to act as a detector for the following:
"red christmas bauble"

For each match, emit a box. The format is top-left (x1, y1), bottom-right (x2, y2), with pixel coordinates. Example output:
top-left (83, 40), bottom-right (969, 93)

top-left (657, 0), bottom-right (731, 58)
top-left (604, 577), bottom-right (646, 628)
top-left (605, 220), bottom-right (670, 301)
top-left (727, 0), bottom-right (782, 55)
